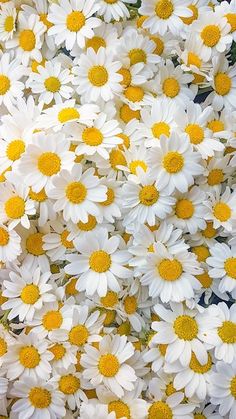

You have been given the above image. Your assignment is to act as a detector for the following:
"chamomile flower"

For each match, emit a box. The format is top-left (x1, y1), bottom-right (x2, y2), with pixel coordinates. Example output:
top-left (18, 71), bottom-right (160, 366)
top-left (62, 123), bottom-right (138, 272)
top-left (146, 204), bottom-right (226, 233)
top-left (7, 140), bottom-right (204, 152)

top-left (207, 56), bottom-right (236, 111)
top-left (198, 154), bottom-right (232, 192)
top-left (0, 52), bottom-right (25, 110)
top-left (97, 177), bottom-right (122, 223)
top-left (0, 1), bottom-right (17, 42)
top-left (80, 401), bottom-right (116, 419)
top-left (0, 224), bottom-right (21, 263)
top-left (43, 219), bottom-right (75, 262)
top-left (215, 0), bottom-right (236, 41)
top-left (53, 367), bottom-right (88, 410)
top-left (49, 341), bottom-right (77, 372)
top-left (97, 0), bottom-right (135, 23)
top-left (204, 186), bottom-right (236, 232)
top-left (209, 359), bottom-right (236, 418)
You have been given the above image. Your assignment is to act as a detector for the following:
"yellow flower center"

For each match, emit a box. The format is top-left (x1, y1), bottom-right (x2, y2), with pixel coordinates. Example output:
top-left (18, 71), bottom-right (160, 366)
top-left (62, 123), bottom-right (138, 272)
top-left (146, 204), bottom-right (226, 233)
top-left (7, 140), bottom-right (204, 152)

top-left (86, 36), bottom-right (106, 52)
top-left (152, 122), bottom-right (170, 138)
top-left (158, 343), bottom-right (168, 356)
top-left (226, 13), bottom-right (236, 32)
top-left (44, 76), bottom-right (61, 93)
top-left (49, 343), bottom-right (66, 360)
top-left (174, 315), bottom-right (198, 340)
top-left (104, 0), bottom-right (118, 3)
top-left (155, 0), bottom-right (173, 19)
top-left (224, 257), bottom-right (236, 279)
top-left (98, 354), bottom-right (120, 377)
top-left (148, 401), bottom-right (173, 419)
top-left (189, 352), bottom-right (212, 373)
top-left (163, 151), bottom-right (184, 173)
top-left (201, 25), bottom-right (221, 47)
top-left (0, 74), bottom-right (10, 95)
top-left (19, 346), bottom-right (40, 368)
top-left (77, 215), bottom-right (97, 231)
top-left (60, 230), bottom-right (73, 248)
top-left (108, 401), bottom-right (131, 419)
top-left (29, 387), bottom-right (51, 409)
top-left (185, 124), bottom-right (204, 144)
top-left (66, 181), bottom-right (87, 204)
top-left (19, 29), bottom-right (36, 51)
top-left (196, 271), bottom-right (212, 288)
top-left (5, 196), bottom-right (25, 219)
top-left (150, 36), bottom-right (164, 55)
top-left (207, 169), bottom-right (223, 186)
top-left (202, 222), bottom-right (216, 238)
top-left (137, 15), bottom-right (148, 28)
top-left (58, 108), bottom-right (80, 123)
top-left (230, 376), bottom-right (236, 398)
top-left (82, 127), bottom-right (103, 146)
top-left (124, 86), bottom-right (144, 102)
top-left (218, 320), bottom-right (236, 343)
top-left (37, 152), bottom-right (61, 176)
top-left (118, 68), bottom-right (131, 87)
top-left (194, 414), bottom-right (206, 419)
top-left (192, 245), bottom-right (210, 262)
top-left (165, 382), bottom-right (177, 397)
top-left (109, 149), bottom-right (127, 170)
top-left (4, 16), bottom-right (14, 32)
top-left (66, 11), bottom-right (85, 32)
top-left (6, 139), bottom-right (25, 161)
top-left (65, 277), bottom-right (78, 296)
top-left (40, 13), bottom-right (53, 29)
top-left (100, 188), bottom-right (115, 206)
top-left (128, 48), bottom-right (147, 65)
top-left (158, 259), bottom-right (183, 281)
top-left (207, 119), bottom-right (224, 132)
top-left (89, 250), bottom-right (111, 273)
top-left (69, 325), bottom-right (89, 346)
top-left (31, 58), bottom-right (46, 73)
top-left (120, 104), bottom-right (140, 123)
top-left (187, 52), bottom-right (202, 68)
top-left (213, 202), bottom-right (231, 222)
top-left (88, 65), bottom-right (108, 87)
top-left (26, 233), bottom-right (45, 256)
top-left (29, 188), bottom-right (47, 202)
top-left (162, 78), bottom-right (180, 98)
top-left (175, 199), bottom-right (194, 219)
top-left (103, 309), bottom-right (116, 326)
top-left (42, 310), bottom-right (63, 331)
top-left (214, 72), bottom-right (231, 96)
top-left (21, 284), bottom-right (40, 304)
top-left (0, 338), bottom-right (7, 357)
top-left (0, 227), bottom-right (9, 246)
top-left (100, 291), bottom-right (118, 308)
top-left (181, 5), bottom-right (198, 25)
top-left (124, 296), bottom-right (137, 314)
top-left (139, 185), bottom-right (159, 206)
top-left (59, 374), bottom-right (80, 394)
top-left (129, 160), bottom-right (147, 175)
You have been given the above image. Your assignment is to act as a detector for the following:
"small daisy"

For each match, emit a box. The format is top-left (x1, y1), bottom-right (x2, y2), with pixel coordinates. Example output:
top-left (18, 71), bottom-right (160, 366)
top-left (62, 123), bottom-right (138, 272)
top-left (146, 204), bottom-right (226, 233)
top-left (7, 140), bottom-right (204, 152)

top-left (209, 359), bottom-right (236, 418)
top-left (28, 187), bottom-right (56, 227)
top-left (118, 292), bottom-right (145, 332)
top-left (121, 145), bottom-right (149, 175)
top-left (43, 220), bottom-right (75, 262)
top-left (49, 341), bottom-right (77, 372)
top-left (80, 401), bottom-right (116, 419)
top-left (0, 52), bottom-right (25, 110)
top-left (0, 1), bottom-right (17, 42)
top-left (53, 366), bottom-right (88, 411)
top-left (97, 0), bottom-right (136, 23)
top-left (204, 186), bottom-right (236, 232)
top-left (215, 0), bottom-right (236, 41)
top-left (0, 224), bottom-right (21, 263)
top-left (198, 154), bottom-right (232, 192)
top-left (96, 176), bottom-right (123, 223)
top-left (207, 56), bottom-right (236, 111)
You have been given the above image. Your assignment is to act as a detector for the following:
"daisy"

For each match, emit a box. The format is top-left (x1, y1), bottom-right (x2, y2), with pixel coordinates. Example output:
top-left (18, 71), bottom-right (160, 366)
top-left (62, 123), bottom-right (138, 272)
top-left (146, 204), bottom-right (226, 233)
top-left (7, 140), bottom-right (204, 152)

top-left (96, 176), bottom-right (122, 223)
top-left (81, 334), bottom-right (136, 398)
top-left (215, 0), bottom-right (236, 41)
top-left (49, 341), bottom-right (77, 372)
top-left (119, 84), bottom-right (153, 112)
top-left (66, 216), bottom-right (113, 242)
top-left (53, 367), bottom-right (88, 411)
top-left (2, 265), bottom-right (56, 321)
top-left (209, 359), bottom-right (236, 418)
top-left (0, 224), bottom-right (21, 263)
top-left (80, 401), bottom-right (116, 419)
top-left (43, 221), bottom-right (75, 262)
top-left (97, 0), bottom-right (136, 23)
top-left (118, 292), bottom-right (145, 333)
top-left (147, 132), bottom-right (203, 194)
top-left (0, 52), bottom-right (25, 110)
top-left (198, 154), bottom-right (232, 192)
top-left (73, 47), bottom-right (123, 102)
top-left (48, 164), bottom-right (107, 223)
top-left (204, 186), bottom-right (236, 232)
top-left (18, 132), bottom-right (74, 193)
top-left (0, 324), bottom-right (15, 368)
top-left (47, 0), bottom-right (101, 51)
top-left (28, 187), bottom-right (56, 227)
top-left (0, 1), bottom-right (17, 42)
top-left (11, 377), bottom-right (66, 419)
top-left (121, 145), bottom-right (149, 175)
top-left (180, 0), bottom-right (211, 27)
top-left (142, 333), bottom-right (167, 373)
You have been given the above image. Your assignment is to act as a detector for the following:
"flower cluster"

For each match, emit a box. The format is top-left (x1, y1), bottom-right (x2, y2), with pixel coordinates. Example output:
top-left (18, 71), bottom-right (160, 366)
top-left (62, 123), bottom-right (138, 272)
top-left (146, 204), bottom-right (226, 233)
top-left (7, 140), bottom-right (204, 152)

top-left (0, 0), bottom-right (236, 417)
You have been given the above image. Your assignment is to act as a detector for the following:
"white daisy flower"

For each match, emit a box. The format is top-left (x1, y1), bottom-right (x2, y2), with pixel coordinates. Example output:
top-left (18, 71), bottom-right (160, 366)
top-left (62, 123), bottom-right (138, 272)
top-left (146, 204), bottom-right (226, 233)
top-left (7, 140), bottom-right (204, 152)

top-left (66, 216), bottom-right (113, 242)
top-left (209, 359), bottom-right (236, 418)
top-left (215, 0), bottom-right (236, 41)
top-left (43, 219), bottom-right (75, 262)
top-left (19, 223), bottom-right (50, 272)
top-left (28, 187), bottom-right (56, 227)
top-left (143, 333), bottom-right (167, 373)
top-left (0, 52), bottom-right (25, 110)
top-left (0, 1), bottom-right (17, 42)
top-left (0, 324), bottom-right (15, 368)
top-left (96, 176), bottom-right (122, 223)
top-left (80, 401), bottom-right (116, 419)
top-left (198, 154), bottom-right (232, 192)
top-left (121, 145), bottom-right (149, 175)
top-left (0, 224), bottom-right (21, 263)
top-left (204, 186), bottom-right (236, 232)
top-left (97, 0), bottom-right (135, 23)
top-left (49, 341), bottom-right (77, 372)
top-left (180, 0), bottom-right (211, 28)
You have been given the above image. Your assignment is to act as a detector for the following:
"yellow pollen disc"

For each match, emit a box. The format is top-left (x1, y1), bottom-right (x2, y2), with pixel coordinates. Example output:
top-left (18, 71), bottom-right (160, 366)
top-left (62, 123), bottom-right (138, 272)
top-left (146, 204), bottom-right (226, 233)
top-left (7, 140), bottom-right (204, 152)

top-left (230, 376), bottom-right (236, 398)
top-left (89, 250), bottom-right (111, 273)
top-left (175, 199), bottom-right (194, 219)
top-left (19, 346), bottom-right (40, 368)
top-left (159, 343), bottom-right (168, 356)
top-left (5, 196), bottom-right (25, 219)
top-left (0, 74), bottom-right (10, 95)
top-left (124, 86), bottom-right (144, 102)
top-left (201, 25), bottom-right (220, 47)
top-left (109, 149), bottom-right (127, 170)
top-left (88, 65), bottom-right (108, 87)
top-left (207, 119), bottom-right (224, 132)
top-left (218, 320), bottom-right (236, 343)
top-left (21, 284), bottom-right (40, 304)
top-left (120, 104), bottom-right (140, 123)
top-left (66, 181), bottom-right (87, 204)
top-left (117, 320), bottom-right (131, 336)
top-left (214, 72), bottom-right (231, 96)
top-left (189, 352), bottom-right (212, 373)
top-left (213, 202), bottom-right (231, 222)
top-left (29, 188), bottom-right (47, 202)
top-left (174, 315), bottom-right (198, 340)
top-left (29, 387), bottom-right (51, 409)
top-left (104, 0), bottom-right (118, 3)
top-left (40, 13), bottom-right (53, 29)
top-left (44, 76), bottom-right (61, 93)
top-left (4, 16), bottom-right (14, 32)
top-left (61, 230), bottom-right (73, 249)
top-left (59, 374), bottom-right (80, 394)
top-left (128, 48), bottom-right (147, 65)
top-left (137, 15), bottom-right (148, 28)
top-left (100, 188), bottom-right (115, 206)
top-left (103, 309), bottom-right (116, 326)
top-left (85, 389), bottom-right (97, 399)
top-left (187, 52), bottom-right (202, 68)
top-left (163, 151), bottom-right (184, 173)
top-left (69, 325), bottom-right (89, 346)
top-left (192, 245), bottom-right (210, 262)
top-left (118, 68), bottom-right (131, 87)
top-left (162, 78), bottom-right (180, 98)
top-left (31, 58), bottom-right (46, 73)
top-left (0, 292), bottom-right (7, 306)
top-left (165, 382), bottom-right (177, 396)
top-left (192, 73), bottom-right (205, 84)
top-left (207, 169), bottom-right (223, 186)
top-left (65, 277), bottom-right (78, 295)
top-left (158, 259), bottom-right (183, 281)
top-left (26, 233), bottom-right (45, 256)
top-left (148, 401), bottom-right (173, 419)
top-left (58, 108), bottom-right (80, 123)
top-left (194, 414), bottom-right (206, 419)
top-left (42, 310), bottom-right (62, 330)
top-left (224, 257), bottom-right (236, 279)
top-left (82, 127), bottom-right (103, 146)
top-left (181, 5), bottom-right (198, 25)
top-left (0, 338), bottom-right (7, 357)
top-left (19, 29), bottom-right (36, 51)
top-left (155, 0), bottom-right (173, 19)
top-left (38, 152), bottom-right (61, 176)
top-left (6, 139), bottom-right (25, 161)
top-left (100, 291), bottom-right (118, 308)
top-left (226, 13), bottom-right (236, 32)
top-left (86, 36), bottom-right (106, 52)
top-left (185, 123), bottom-right (204, 144)
top-left (108, 401), bottom-right (131, 419)
top-left (0, 227), bottom-right (9, 246)
top-left (66, 11), bottom-right (85, 32)
top-left (124, 296), bottom-right (137, 314)
top-left (77, 215), bottom-right (97, 231)
top-left (49, 343), bottom-right (66, 360)
top-left (129, 160), bottom-right (147, 175)
top-left (152, 122), bottom-right (170, 138)
top-left (139, 185), bottom-right (159, 206)
top-left (98, 354), bottom-right (119, 377)
top-left (150, 36), bottom-right (164, 55)
top-left (202, 222), bottom-right (216, 238)
top-left (122, 232), bottom-right (131, 243)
